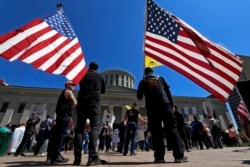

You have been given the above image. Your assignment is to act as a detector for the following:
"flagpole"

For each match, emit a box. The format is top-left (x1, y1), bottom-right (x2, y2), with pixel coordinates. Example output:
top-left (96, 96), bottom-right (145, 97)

top-left (57, 2), bottom-right (63, 9)
top-left (142, 0), bottom-right (148, 78)
top-left (57, 2), bottom-right (65, 14)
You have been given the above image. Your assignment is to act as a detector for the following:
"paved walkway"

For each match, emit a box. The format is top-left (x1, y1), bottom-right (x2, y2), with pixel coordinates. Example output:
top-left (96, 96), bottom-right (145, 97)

top-left (0, 147), bottom-right (250, 167)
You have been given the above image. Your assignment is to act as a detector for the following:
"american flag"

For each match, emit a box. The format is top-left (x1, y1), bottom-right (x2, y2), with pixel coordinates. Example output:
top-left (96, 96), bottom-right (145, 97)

top-left (144, 0), bottom-right (242, 102)
top-left (237, 100), bottom-right (249, 121)
top-left (0, 79), bottom-right (8, 86)
top-left (0, 9), bottom-right (87, 85)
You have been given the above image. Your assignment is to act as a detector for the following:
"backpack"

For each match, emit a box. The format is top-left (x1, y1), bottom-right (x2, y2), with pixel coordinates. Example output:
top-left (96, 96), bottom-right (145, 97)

top-left (145, 75), bottom-right (161, 88)
top-left (143, 74), bottom-right (171, 106)
top-left (144, 75), bottom-right (164, 97)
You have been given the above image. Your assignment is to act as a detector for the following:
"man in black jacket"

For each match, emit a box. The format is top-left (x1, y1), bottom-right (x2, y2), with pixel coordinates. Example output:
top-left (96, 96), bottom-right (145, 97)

top-left (137, 67), bottom-right (188, 163)
top-left (73, 62), bottom-right (107, 166)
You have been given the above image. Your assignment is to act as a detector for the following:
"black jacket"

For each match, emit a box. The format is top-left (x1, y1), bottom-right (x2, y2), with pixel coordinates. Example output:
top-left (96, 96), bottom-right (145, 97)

top-left (137, 72), bottom-right (173, 108)
top-left (78, 71), bottom-right (105, 104)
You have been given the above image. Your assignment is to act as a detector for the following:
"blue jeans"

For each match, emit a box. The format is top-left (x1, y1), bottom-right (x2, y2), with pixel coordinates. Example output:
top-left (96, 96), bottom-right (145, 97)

top-left (48, 116), bottom-right (71, 160)
top-left (124, 122), bottom-right (137, 154)
top-left (82, 131), bottom-right (89, 153)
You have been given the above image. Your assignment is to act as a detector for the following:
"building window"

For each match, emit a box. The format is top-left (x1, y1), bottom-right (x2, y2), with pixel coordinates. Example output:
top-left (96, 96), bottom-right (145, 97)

top-left (0, 102), bottom-right (9, 113)
top-left (110, 74), bottom-right (113, 85)
top-left (116, 74), bottom-right (119, 85)
top-left (105, 75), bottom-right (108, 85)
top-left (17, 103), bottom-right (26, 113)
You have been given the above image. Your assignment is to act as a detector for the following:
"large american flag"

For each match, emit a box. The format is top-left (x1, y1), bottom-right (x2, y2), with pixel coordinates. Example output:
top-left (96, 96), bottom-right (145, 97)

top-left (237, 100), bottom-right (249, 121)
top-left (0, 9), bottom-right (87, 85)
top-left (144, 0), bottom-right (242, 102)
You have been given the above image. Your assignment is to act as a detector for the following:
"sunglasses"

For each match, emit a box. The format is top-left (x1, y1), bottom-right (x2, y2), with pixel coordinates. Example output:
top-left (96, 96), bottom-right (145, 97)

top-left (68, 83), bottom-right (75, 86)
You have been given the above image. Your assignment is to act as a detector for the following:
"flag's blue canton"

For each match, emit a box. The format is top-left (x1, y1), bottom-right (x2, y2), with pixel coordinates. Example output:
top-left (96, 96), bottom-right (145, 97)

top-left (147, 0), bottom-right (180, 43)
top-left (44, 11), bottom-right (76, 40)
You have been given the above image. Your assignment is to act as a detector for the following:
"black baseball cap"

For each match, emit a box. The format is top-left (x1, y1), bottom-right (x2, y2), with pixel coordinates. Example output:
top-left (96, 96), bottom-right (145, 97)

top-left (89, 62), bottom-right (98, 70)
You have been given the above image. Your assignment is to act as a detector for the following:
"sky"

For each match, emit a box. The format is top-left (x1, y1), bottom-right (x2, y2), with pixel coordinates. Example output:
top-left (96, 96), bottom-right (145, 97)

top-left (1, 0), bottom-right (250, 99)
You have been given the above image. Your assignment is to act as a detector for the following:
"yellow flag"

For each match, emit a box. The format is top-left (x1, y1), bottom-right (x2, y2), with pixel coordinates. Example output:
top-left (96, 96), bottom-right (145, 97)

top-left (145, 55), bottom-right (162, 68)
top-left (125, 105), bottom-right (132, 111)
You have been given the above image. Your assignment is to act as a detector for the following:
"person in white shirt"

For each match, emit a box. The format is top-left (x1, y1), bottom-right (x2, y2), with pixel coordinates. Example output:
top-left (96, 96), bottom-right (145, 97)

top-left (7, 123), bottom-right (26, 155)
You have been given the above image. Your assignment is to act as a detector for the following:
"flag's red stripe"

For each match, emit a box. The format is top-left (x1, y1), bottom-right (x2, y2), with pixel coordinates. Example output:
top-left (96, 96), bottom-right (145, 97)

top-left (45, 42), bottom-right (81, 73)
top-left (31, 36), bottom-right (69, 69)
top-left (71, 64), bottom-right (88, 85)
top-left (19, 32), bottom-right (62, 61)
top-left (145, 50), bottom-right (228, 102)
top-left (145, 35), bottom-right (237, 86)
top-left (144, 47), bottom-right (231, 102)
top-left (238, 110), bottom-right (249, 120)
top-left (237, 101), bottom-right (249, 120)
top-left (146, 51), bottom-right (228, 101)
top-left (0, 19), bottom-right (47, 60)
top-left (177, 30), bottom-right (241, 75)
top-left (61, 53), bottom-right (83, 75)
top-left (176, 29), bottom-right (240, 73)
top-left (146, 36), bottom-right (211, 70)
top-left (177, 25), bottom-right (242, 67)
top-left (0, 19), bottom-right (42, 42)
top-left (145, 36), bottom-right (237, 102)
top-left (145, 0), bottom-right (242, 102)
top-left (204, 40), bottom-right (242, 67)
top-left (176, 39), bottom-right (241, 82)
top-left (0, 17), bottom-right (87, 85)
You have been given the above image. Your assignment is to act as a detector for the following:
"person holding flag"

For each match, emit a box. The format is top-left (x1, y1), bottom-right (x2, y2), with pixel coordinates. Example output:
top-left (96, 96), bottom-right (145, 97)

top-left (137, 67), bottom-right (188, 163)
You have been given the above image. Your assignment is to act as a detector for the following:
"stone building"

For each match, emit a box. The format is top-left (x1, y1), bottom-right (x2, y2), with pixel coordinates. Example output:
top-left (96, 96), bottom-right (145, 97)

top-left (0, 69), bottom-right (231, 129)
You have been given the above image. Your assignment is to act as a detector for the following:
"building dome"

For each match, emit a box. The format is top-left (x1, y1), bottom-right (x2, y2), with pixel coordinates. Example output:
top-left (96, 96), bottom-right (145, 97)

top-left (101, 69), bottom-right (135, 89)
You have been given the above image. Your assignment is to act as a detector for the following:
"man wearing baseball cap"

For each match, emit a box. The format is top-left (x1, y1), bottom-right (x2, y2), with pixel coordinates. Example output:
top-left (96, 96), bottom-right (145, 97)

top-left (47, 80), bottom-right (77, 164)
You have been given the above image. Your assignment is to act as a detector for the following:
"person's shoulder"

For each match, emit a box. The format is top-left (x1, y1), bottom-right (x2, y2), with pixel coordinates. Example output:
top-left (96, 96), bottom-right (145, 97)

top-left (84, 71), bottom-right (101, 78)
top-left (132, 106), bottom-right (139, 111)
top-left (88, 71), bottom-right (102, 75)
top-left (93, 72), bottom-right (104, 79)
top-left (176, 111), bottom-right (183, 117)
top-left (158, 75), bottom-right (164, 79)
top-left (64, 89), bottom-right (73, 97)
top-left (158, 76), bottom-right (167, 83)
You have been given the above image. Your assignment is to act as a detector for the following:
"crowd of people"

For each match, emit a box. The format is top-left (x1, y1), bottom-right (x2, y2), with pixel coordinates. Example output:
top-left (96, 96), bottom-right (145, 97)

top-left (1, 65), bottom-right (250, 166)
top-left (3, 114), bottom-right (248, 154)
